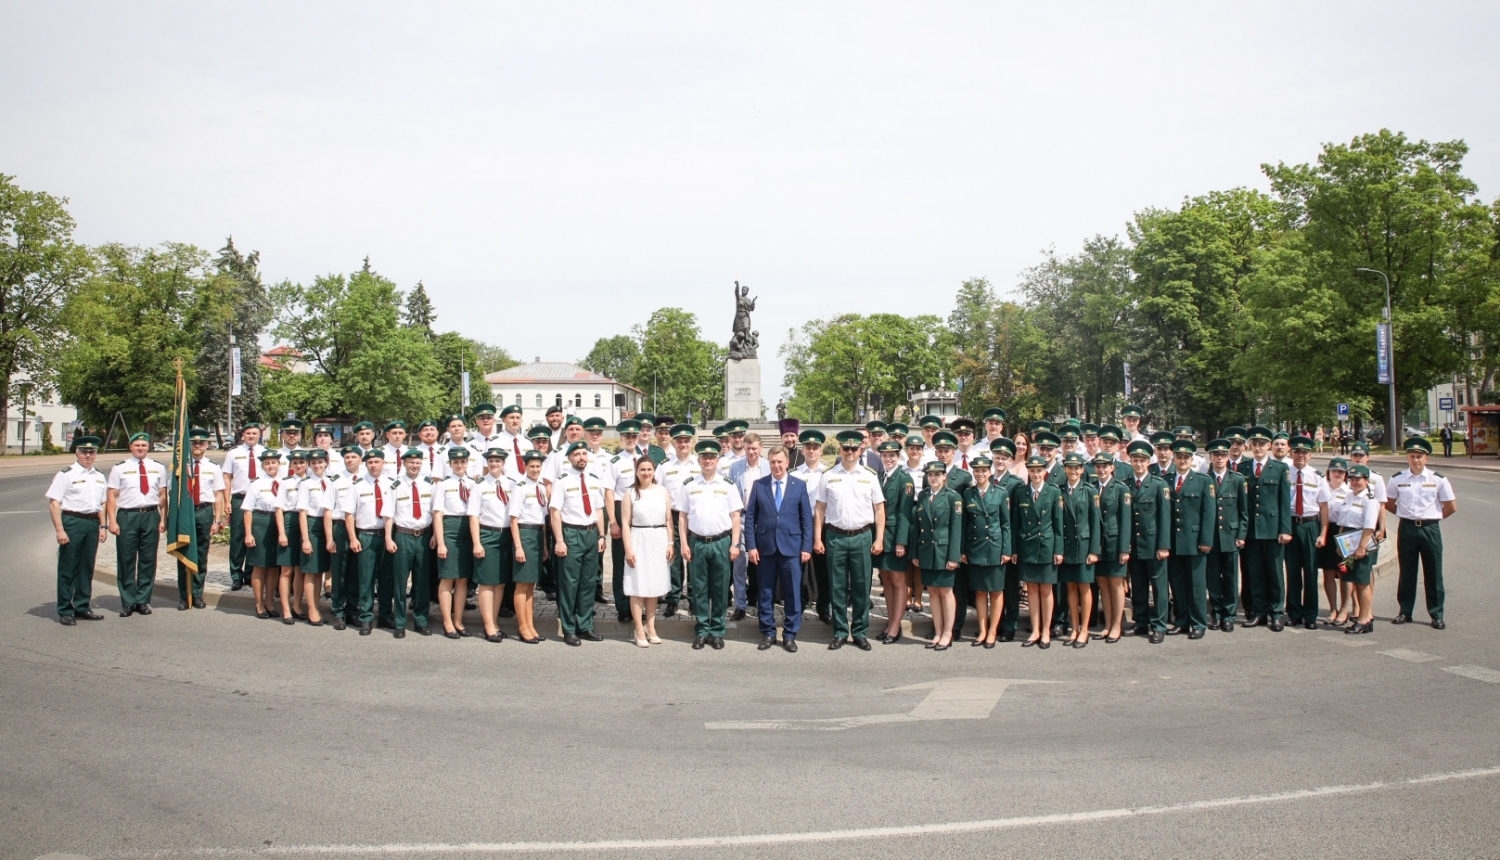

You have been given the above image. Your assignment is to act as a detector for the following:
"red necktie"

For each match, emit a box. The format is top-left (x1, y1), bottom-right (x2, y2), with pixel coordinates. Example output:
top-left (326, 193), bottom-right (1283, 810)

top-left (272, 480), bottom-right (279, 497)
top-left (961, 453), bottom-right (968, 470)
top-left (190, 462), bottom-right (200, 501)
top-left (320, 479), bottom-right (327, 493)
top-left (459, 480), bottom-right (470, 503)
top-left (139, 460), bottom-right (149, 495)
top-left (496, 479), bottom-right (508, 505)
top-left (374, 481), bottom-right (384, 518)
top-left (1296, 472), bottom-right (1304, 516)
top-left (249, 449), bottom-right (257, 480)
top-left (411, 480), bottom-right (421, 518)
top-left (1175, 474), bottom-right (1183, 493)
top-left (429, 448), bottom-right (435, 471)
top-left (581, 471), bottom-right (592, 515)
top-left (1255, 462), bottom-right (1262, 478)
top-left (514, 439), bottom-right (523, 465)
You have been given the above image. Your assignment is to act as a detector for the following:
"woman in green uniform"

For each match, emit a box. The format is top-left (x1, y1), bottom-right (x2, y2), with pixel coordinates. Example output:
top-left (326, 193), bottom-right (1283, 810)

top-left (295, 449), bottom-right (335, 626)
top-left (914, 460), bottom-right (963, 651)
top-left (473, 449), bottom-right (515, 643)
top-left (1016, 455), bottom-right (1064, 648)
top-left (506, 449), bottom-right (549, 643)
top-left (243, 451), bottom-right (286, 620)
top-left (433, 447), bottom-right (480, 639)
top-left (902, 433), bottom-right (928, 615)
top-left (281, 449), bottom-right (309, 622)
top-left (1091, 452), bottom-right (1132, 642)
top-left (962, 455), bottom-right (1011, 648)
top-left (1335, 465), bottom-right (1381, 635)
top-left (1057, 452), bottom-right (1101, 647)
top-left (874, 441), bottom-right (915, 643)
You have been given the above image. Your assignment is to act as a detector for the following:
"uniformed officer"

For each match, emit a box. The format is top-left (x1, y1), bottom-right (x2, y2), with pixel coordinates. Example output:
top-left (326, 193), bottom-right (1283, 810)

top-left (901, 432), bottom-right (929, 613)
top-left (221, 422), bottom-right (267, 590)
top-left (467, 402), bottom-right (504, 456)
top-left (506, 449), bottom-right (550, 644)
top-left (962, 454), bottom-right (1012, 648)
top-left (1318, 458), bottom-right (1356, 625)
top-left (295, 448), bottom-right (335, 626)
top-left (495, 404), bottom-right (531, 479)
top-left (1223, 427), bottom-right (1249, 471)
top-left (384, 448), bottom-right (435, 637)
top-left (345, 449), bottom-right (394, 636)
top-left (176, 428), bottom-right (225, 611)
top-left (542, 416), bottom-right (586, 486)
top-left (242, 450), bottom-right (288, 619)
top-left (327, 445), bottom-right (365, 629)
top-left (380, 421), bottom-right (410, 465)
top-left (646, 414), bottom-right (673, 466)
top-left (1386, 437), bottom-right (1457, 628)
top-left (1173, 426), bottom-right (1209, 474)
top-left (986, 438), bottom-right (1027, 642)
top-left (1124, 440), bottom-right (1172, 643)
top-left (1120, 404), bottom-right (1148, 444)
top-left (46, 435), bottom-right (109, 624)
top-left (723, 419), bottom-right (750, 470)
top-left (973, 408), bottom-right (1006, 454)
top-left (1204, 438), bottom-right (1248, 631)
top-left (1336, 464), bottom-right (1382, 635)
top-left (351, 420), bottom-right (377, 455)
top-left (814, 430), bottom-right (886, 651)
top-left (550, 441), bottom-right (607, 645)
top-left (930, 430), bottom-right (975, 640)
top-left (432, 447), bottom-right (480, 638)
top-left (874, 440), bottom-right (915, 644)
top-left (793, 428), bottom-right (831, 620)
top-left (1100, 424), bottom-right (1126, 466)
top-left (1057, 451), bottom-right (1101, 647)
top-left (412, 419), bottom-right (445, 479)
top-left (1034, 431), bottom-right (1062, 483)
top-left (1016, 454), bottom-right (1064, 648)
top-left (1148, 431), bottom-right (1175, 478)
top-left (1091, 452), bottom-right (1131, 642)
top-left (1165, 439), bottom-right (1215, 638)
top-left (950, 418), bottom-right (980, 473)
top-left (1284, 434), bottom-right (1330, 630)
top-left (526, 422), bottom-right (554, 458)
top-left (544, 404), bottom-right (566, 450)
top-left (675, 439), bottom-right (743, 650)
top-left (607, 419), bottom-right (650, 623)
top-left (918, 415), bottom-right (944, 462)
top-left (472, 447), bottom-right (515, 642)
top-left (657, 423), bottom-right (703, 617)
top-left (107, 432), bottom-right (168, 616)
top-left (887, 421), bottom-right (910, 448)
top-left (275, 449), bottom-right (308, 622)
top-left (1238, 426), bottom-right (1293, 631)
top-left (914, 459), bottom-right (963, 650)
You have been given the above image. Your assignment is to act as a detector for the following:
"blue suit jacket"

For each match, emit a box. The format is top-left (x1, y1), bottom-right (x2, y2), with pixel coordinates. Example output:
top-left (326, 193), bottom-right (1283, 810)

top-left (743, 474), bottom-right (813, 558)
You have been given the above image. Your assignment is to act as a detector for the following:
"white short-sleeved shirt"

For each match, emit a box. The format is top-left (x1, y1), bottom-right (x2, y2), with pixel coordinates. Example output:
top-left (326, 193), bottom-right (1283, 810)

top-left (1388, 468), bottom-right (1456, 520)
top-left (108, 457), bottom-right (168, 508)
top-left (297, 474), bottom-right (337, 518)
top-left (814, 461), bottom-right (884, 529)
top-left (245, 476), bottom-right (288, 514)
top-left (1350, 466), bottom-right (1387, 504)
top-left (222, 443), bottom-right (268, 494)
top-left (432, 475), bottom-right (479, 518)
top-left (187, 457), bottom-right (225, 505)
top-left (475, 474), bottom-right (513, 528)
top-left (390, 475), bottom-right (435, 530)
top-left (791, 462), bottom-right (825, 503)
top-left (47, 463), bottom-right (108, 514)
top-left (1287, 465), bottom-right (1329, 515)
top-left (608, 448), bottom-right (649, 497)
top-left (1332, 488), bottom-right (1381, 551)
top-left (275, 475), bottom-right (304, 512)
top-left (507, 478), bottom-right (549, 526)
top-left (549, 467), bottom-right (605, 526)
top-left (673, 474), bottom-right (743, 537)
top-left (657, 455), bottom-right (702, 507)
top-left (494, 430), bottom-right (531, 479)
top-left (348, 474), bottom-right (396, 530)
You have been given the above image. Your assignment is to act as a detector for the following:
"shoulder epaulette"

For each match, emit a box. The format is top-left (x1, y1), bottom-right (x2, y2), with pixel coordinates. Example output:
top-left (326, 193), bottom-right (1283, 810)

top-left (1433, 472), bottom-right (1445, 479)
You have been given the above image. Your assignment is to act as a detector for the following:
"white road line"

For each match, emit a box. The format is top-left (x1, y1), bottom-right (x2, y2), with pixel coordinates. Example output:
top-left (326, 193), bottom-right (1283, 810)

top-left (1442, 665), bottom-right (1500, 683)
top-left (117, 765), bottom-right (1500, 857)
top-left (1379, 648), bottom-right (1442, 663)
top-left (0, 510), bottom-right (44, 513)
top-left (1465, 497), bottom-right (1493, 504)
top-left (1319, 635), bottom-right (1376, 647)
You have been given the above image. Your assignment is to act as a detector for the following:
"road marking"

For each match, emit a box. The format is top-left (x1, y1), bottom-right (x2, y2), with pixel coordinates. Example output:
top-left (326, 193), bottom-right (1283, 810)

top-left (1319, 635), bottom-right (1376, 647)
top-left (1442, 665), bottom-right (1500, 683)
top-left (1378, 648), bottom-right (1442, 663)
top-left (118, 765), bottom-right (1500, 856)
top-left (1465, 497), bottom-right (1493, 504)
top-left (0, 510), bottom-right (43, 513)
top-left (705, 677), bottom-right (1056, 730)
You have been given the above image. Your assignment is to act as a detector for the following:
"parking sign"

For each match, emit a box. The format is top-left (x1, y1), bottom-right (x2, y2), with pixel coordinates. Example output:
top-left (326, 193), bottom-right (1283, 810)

top-left (1337, 403), bottom-right (1349, 418)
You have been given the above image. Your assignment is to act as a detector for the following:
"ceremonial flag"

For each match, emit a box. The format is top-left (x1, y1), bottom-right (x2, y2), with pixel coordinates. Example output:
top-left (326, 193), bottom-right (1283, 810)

top-left (165, 359), bottom-right (198, 572)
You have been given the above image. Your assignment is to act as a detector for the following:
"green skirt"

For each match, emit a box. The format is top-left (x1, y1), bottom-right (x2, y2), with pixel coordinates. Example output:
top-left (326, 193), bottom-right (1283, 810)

top-left (512, 525), bottom-right (545, 584)
top-left (250, 511), bottom-right (279, 568)
top-left (274, 510), bottom-right (301, 567)
top-left (966, 563), bottom-right (1004, 591)
top-left (1020, 562), bottom-right (1057, 584)
top-left (473, 526), bottom-right (513, 586)
top-left (875, 547), bottom-right (907, 572)
top-left (300, 514), bottom-right (330, 573)
top-left (922, 566), bottom-right (955, 589)
top-left (1095, 554), bottom-right (1128, 578)
top-left (439, 517), bottom-right (474, 580)
top-left (1058, 562), bottom-right (1095, 584)
top-left (1342, 546), bottom-right (1378, 585)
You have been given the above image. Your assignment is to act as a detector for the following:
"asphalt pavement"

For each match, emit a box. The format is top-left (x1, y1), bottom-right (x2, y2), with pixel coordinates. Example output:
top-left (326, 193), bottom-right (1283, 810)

top-left (3, 465), bottom-right (1499, 860)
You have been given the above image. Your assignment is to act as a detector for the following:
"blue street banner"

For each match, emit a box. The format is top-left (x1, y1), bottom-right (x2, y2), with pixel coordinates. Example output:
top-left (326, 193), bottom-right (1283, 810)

top-left (165, 362), bottom-right (198, 573)
top-left (1376, 324), bottom-right (1392, 385)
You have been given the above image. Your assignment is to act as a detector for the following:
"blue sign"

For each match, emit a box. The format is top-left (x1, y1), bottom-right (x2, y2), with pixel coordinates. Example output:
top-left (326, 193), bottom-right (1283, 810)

top-left (1375, 324), bottom-right (1392, 385)
top-left (1439, 396), bottom-right (1455, 412)
top-left (1337, 403), bottom-right (1349, 418)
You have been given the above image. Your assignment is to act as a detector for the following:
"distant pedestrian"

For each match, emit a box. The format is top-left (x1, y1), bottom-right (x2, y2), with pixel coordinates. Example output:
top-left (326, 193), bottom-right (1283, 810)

top-left (1440, 425), bottom-right (1453, 457)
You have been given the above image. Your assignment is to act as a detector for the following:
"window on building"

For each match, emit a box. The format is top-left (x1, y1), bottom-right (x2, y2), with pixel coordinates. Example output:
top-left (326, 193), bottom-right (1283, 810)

top-left (514, 394), bottom-right (522, 407)
top-left (555, 394), bottom-right (563, 407)
top-left (594, 394), bottom-right (602, 408)
top-left (574, 394), bottom-right (582, 407)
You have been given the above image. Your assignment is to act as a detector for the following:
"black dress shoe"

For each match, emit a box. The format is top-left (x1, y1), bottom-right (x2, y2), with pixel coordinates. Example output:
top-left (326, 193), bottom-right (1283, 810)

top-left (458, 628), bottom-right (473, 637)
top-left (1188, 628), bottom-right (1205, 640)
top-left (730, 608), bottom-right (746, 621)
top-left (59, 615), bottom-right (77, 626)
top-left (595, 593), bottom-right (608, 604)
top-left (1050, 624), bottom-right (1066, 638)
top-left (359, 622), bottom-right (373, 635)
top-left (1242, 615), bottom-right (1266, 628)
top-left (617, 611), bottom-right (630, 623)
top-left (852, 637), bottom-right (872, 651)
top-left (77, 611), bottom-right (103, 620)
top-left (875, 631), bottom-right (892, 643)
top-left (884, 632), bottom-right (903, 644)
top-left (711, 636), bottom-right (725, 650)
top-left (177, 600), bottom-right (189, 611)
top-left (1037, 640), bottom-right (1051, 650)
top-left (758, 636), bottom-right (776, 650)
top-left (293, 611), bottom-right (308, 621)
top-left (692, 636), bottom-right (706, 650)
top-left (1022, 638), bottom-right (1038, 648)
top-left (1221, 620), bottom-right (1235, 632)
top-left (1166, 626), bottom-right (1187, 636)
top-left (332, 617), bottom-right (347, 631)
top-left (377, 618), bottom-right (395, 630)
top-left (1104, 635), bottom-right (1120, 643)
top-left (119, 607), bottom-right (134, 618)
top-left (783, 638), bottom-right (798, 653)
top-left (999, 632), bottom-right (1015, 643)
top-left (444, 630), bottom-right (461, 640)
top-left (281, 616), bottom-right (295, 625)
top-left (193, 598), bottom-right (206, 609)
top-left (983, 640), bottom-right (996, 649)
top-left (1391, 613), bottom-right (1412, 625)
top-left (229, 581), bottom-right (245, 591)
top-left (564, 634), bottom-right (582, 646)
top-left (580, 630), bottom-right (604, 642)
top-left (393, 629), bottom-right (406, 639)
top-left (1303, 620), bottom-right (1317, 630)
top-left (485, 632), bottom-right (504, 643)
top-left (498, 607), bottom-right (515, 618)
top-left (1432, 618), bottom-right (1446, 629)
top-left (307, 619), bottom-right (325, 627)
top-left (1269, 618), bottom-right (1285, 632)
top-left (1148, 631), bottom-right (1164, 644)
top-left (662, 601), bottom-right (679, 618)
top-left (1345, 620), bottom-right (1374, 634)
top-left (971, 639), bottom-right (986, 647)
top-left (818, 613), bottom-right (833, 624)
top-left (828, 637), bottom-right (846, 650)
top-left (415, 626), bottom-right (432, 636)
top-left (1073, 637), bottom-right (1088, 649)
top-left (136, 604), bottom-right (152, 615)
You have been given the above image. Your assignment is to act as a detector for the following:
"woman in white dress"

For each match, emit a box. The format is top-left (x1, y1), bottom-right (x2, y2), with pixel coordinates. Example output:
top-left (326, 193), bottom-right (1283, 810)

top-left (620, 457), bottom-right (674, 647)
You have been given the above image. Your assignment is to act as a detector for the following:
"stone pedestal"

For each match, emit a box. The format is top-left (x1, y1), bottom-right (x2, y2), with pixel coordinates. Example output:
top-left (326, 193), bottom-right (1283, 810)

top-left (725, 359), bottom-right (762, 421)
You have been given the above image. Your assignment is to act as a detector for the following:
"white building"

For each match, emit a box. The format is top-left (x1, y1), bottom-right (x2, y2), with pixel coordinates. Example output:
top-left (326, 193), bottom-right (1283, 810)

top-left (6, 374), bottom-right (79, 453)
top-left (485, 362), bottom-right (645, 426)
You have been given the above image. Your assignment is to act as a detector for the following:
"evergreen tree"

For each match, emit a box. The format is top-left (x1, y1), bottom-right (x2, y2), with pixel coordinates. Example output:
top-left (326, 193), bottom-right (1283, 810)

top-left (404, 280), bottom-right (437, 339)
top-left (193, 237), bottom-right (272, 439)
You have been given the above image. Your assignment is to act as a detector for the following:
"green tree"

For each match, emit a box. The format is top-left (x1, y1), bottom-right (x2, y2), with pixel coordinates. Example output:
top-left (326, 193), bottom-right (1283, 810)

top-left (473, 340), bottom-right (520, 374)
top-left (0, 174), bottom-right (93, 438)
top-left (404, 280), bottom-right (436, 338)
top-left (260, 367), bottom-right (339, 426)
top-left (581, 334), bottom-right (640, 383)
top-left (632, 308), bottom-right (721, 418)
top-left (192, 237), bottom-right (273, 440)
top-left (782, 313), bottom-right (944, 422)
top-left (432, 330), bottom-right (481, 415)
top-left (1020, 236), bottom-right (1132, 421)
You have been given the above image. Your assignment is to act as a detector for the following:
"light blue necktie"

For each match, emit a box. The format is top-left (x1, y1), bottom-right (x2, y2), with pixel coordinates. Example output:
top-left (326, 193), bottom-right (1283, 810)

top-left (774, 479), bottom-right (783, 511)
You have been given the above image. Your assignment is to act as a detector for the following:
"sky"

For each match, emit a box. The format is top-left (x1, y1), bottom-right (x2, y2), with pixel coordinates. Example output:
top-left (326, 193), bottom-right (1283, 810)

top-left (4, 2), bottom-right (1499, 403)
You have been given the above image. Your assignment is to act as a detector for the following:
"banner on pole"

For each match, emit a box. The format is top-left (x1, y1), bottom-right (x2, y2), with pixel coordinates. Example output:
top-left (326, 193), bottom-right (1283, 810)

top-left (1375, 324), bottom-right (1392, 385)
top-left (230, 347), bottom-right (243, 396)
top-left (461, 372), bottom-right (471, 410)
top-left (1122, 362), bottom-right (1133, 397)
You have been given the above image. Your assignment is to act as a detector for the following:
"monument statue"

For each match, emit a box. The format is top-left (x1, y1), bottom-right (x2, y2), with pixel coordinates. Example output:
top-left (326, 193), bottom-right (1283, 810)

top-left (729, 280), bottom-right (757, 360)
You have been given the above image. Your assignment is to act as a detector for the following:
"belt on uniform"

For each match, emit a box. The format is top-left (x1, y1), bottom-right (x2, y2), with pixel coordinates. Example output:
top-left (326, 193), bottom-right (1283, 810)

top-left (632, 524), bottom-right (666, 529)
top-left (1291, 515), bottom-right (1320, 525)
top-left (393, 526), bottom-right (428, 537)
top-left (1401, 517), bottom-right (1440, 528)
top-left (480, 524), bottom-right (507, 533)
top-left (690, 530), bottom-right (732, 542)
top-left (117, 505), bottom-right (158, 513)
top-left (516, 523), bottom-right (544, 530)
top-left (62, 510), bottom-right (101, 520)
top-left (231, 492), bottom-right (246, 500)
top-left (195, 502), bottom-right (215, 510)
top-left (826, 524), bottom-right (871, 536)
top-left (562, 523), bottom-right (598, 532)
top-left (356, 528), bottom-right (383, 536)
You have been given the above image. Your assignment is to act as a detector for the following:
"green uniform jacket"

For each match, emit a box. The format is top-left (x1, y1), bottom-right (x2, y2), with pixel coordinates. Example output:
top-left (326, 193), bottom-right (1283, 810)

top-left (1167, 470), bottom-right (1216, 555)
top-left (1126, 472), bottom-right (1173, 556)
top-left (647, 445), bottom-right (668, 466)
top-left (879, 467), bottom-right (915, 550)
top-left (1236, 458), bottom-right (1293, 539)
top-left (1012, 482), bottom-right (1064, 564)
top-left (1096, 478), bottom-right (1132, 558)
top-left (945, 465), bottom-right (973, 495)
top-left (1059, 482), bottom-right (1102, 563)
top-left (913, 486), bottom-right (964, 569)
top-left (1047, 461), bottom-right (1097, 487)
top-left (1149, 461), bottom-right (1172, 480)
top-left (1207, 469), bottom-right (1249, 552)
top-left (962, 482), bottom-right (1012, 565)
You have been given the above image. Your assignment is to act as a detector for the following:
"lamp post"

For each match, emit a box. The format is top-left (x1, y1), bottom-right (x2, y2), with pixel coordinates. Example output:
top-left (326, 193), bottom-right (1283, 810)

top-left (1356, 267), bottom-right (1400, 454)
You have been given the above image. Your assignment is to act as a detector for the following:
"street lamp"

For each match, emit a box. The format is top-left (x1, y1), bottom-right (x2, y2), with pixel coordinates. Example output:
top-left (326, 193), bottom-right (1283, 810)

top-left (1356, 267), bottom-right (1400, 455)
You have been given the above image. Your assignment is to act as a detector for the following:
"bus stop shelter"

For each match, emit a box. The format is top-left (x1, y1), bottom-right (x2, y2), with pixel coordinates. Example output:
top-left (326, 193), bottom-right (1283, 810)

top-left (1460, 405), bottom-right (1500, 457)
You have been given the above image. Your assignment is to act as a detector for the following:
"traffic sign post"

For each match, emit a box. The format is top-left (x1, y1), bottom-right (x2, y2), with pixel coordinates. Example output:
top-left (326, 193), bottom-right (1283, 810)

top-left (1337, 403), bottom-right (1349, 418)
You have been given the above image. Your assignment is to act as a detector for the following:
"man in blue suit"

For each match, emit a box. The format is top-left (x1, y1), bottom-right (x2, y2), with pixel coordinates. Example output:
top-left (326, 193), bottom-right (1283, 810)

top-left (744, 446), bottom-right (814, 652)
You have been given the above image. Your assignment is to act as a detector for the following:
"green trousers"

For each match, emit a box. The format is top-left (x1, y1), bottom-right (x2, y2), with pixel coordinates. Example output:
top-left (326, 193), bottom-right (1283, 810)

top-left (1284, 519), bottom-right (1321, 624)
top-left (386, 530), bottom-right (430, 629)
top-left (327, 520), bottom-right (352, 618)
top-left (689, 534), bottom-right (732, 638)
top-left (610, 501), bottom-right (627, 612)
top-left (115, 507), bottom-right (160, 607)
top-left (354, 528), bottom-right (389, 626)
top-left (1242, 539), bottom-right (1285, 620)
top-left (558, 526), bottom-right (601, 635)
top-left (1168, 554), bottom-right (1209, 631)
top-left (57, 514), bottom-right (101, 616)
top-left (228, 493), bottom-right (247, 584)
top-left (1396, 519), bottom-right (1445, 620)
top-left (1128, 557), bottom-right (1169, 633)
top-left (1205, 549), bottom-right (1239, 621)
top-left (176, 504), bottom-right (213, 601)
top-left (826, 528), bottom-right (875, 639)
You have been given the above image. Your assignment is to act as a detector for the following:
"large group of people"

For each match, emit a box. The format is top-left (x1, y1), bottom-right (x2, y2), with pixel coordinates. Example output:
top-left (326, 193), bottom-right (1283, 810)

top-left (46, 402), bottom-right (1459, 651)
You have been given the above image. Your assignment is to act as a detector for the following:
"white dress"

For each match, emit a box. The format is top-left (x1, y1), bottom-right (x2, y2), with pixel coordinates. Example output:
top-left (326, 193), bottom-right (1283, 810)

top-left (623, 485), bottom-right (671, 597)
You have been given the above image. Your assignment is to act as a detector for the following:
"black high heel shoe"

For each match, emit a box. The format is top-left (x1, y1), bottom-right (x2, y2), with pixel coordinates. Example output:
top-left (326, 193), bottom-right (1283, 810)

top-left (883, 632), bottom-right (902, 645)
top-left (1022, 638), bottom-right (1039, 648)
top-left (1038, 640), bottom-right (1052, 649)
top-left (933, 641), bottom-right (950, 651)
top-left (983, 640), bottom-right (996, 649)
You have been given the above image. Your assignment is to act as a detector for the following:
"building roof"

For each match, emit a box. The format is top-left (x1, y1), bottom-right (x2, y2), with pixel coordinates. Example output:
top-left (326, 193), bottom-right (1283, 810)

top-left (485, 362), bottom-right (644, 393)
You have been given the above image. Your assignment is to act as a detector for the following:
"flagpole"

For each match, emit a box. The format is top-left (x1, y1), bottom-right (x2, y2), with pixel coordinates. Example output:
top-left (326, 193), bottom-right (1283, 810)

top-left (166, 358), bottom-right (198, 574)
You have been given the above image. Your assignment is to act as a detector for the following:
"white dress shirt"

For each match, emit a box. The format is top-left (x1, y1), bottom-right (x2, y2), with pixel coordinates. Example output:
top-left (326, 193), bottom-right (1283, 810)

top-left (46, 463), bottom-right (108, 513)
top-left (674, 473), bottom-right (742, 537)
top-left (108, 457), bottom-right (167, 508)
